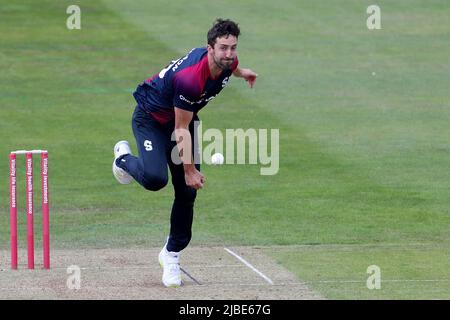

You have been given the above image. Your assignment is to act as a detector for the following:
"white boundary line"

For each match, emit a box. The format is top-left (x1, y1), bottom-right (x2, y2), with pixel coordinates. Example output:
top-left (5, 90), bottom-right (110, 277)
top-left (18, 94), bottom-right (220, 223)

top-left (224, 247), bottom-right (274, 285)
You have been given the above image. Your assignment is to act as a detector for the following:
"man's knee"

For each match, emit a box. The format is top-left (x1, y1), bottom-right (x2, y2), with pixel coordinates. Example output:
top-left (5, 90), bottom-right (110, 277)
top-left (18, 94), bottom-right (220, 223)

top-left (141, 172), bottom-right (168, 191)
top-left (174, 187), bottom-right (197, 204)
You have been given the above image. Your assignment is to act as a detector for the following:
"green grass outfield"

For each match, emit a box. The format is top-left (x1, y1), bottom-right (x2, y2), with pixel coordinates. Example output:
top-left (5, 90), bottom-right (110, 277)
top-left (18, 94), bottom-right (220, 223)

top-left (1, 0), bottom-right (449, 299)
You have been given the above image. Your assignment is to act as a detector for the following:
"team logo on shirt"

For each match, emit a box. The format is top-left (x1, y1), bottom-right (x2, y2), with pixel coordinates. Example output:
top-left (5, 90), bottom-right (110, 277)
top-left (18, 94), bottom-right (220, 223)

top-left (222, 77), bottom-right (230, 88)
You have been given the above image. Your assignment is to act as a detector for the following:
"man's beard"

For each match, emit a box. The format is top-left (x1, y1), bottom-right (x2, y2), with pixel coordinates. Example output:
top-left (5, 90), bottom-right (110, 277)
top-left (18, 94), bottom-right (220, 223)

top-left (213, 56), bottom-right (234, 71)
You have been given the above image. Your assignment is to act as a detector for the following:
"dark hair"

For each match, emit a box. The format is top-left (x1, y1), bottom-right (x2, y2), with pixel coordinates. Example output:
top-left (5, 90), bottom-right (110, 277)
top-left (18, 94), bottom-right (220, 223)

top-left (207, 18), bottom-right (240, 46)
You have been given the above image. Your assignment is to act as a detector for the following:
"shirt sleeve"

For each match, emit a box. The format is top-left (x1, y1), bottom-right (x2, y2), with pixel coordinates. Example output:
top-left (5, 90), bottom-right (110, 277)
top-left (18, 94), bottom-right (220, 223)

top-left (172, 74), bottom-right (202, 112)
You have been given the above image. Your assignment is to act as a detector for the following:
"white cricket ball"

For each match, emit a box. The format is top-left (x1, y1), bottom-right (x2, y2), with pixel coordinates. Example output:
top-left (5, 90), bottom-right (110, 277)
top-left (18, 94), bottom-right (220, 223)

top-left (211, 152), bottom-right (224, 165)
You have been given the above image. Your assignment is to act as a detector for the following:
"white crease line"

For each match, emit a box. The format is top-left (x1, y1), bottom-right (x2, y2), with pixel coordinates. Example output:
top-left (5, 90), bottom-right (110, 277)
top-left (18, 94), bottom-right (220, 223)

top-left (0, 265), bottom-right (248, 273)
top-left (310, 279), bottom-right (450, 283)
top-left (224, 247), bottom-right (274, 285)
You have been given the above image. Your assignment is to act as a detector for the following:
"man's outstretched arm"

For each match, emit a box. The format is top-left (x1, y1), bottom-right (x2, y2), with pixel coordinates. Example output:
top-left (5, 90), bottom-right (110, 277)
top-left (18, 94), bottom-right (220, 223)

top-left (233, 67), bottom-right (258, 88)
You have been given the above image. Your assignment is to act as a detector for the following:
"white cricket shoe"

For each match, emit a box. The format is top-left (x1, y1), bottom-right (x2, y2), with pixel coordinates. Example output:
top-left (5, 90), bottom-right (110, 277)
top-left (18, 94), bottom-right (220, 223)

top-left (159, 246), bottom-right (182, 288)
top-left (112, 140), bottom-right (133, 184)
